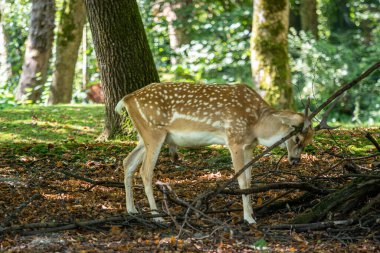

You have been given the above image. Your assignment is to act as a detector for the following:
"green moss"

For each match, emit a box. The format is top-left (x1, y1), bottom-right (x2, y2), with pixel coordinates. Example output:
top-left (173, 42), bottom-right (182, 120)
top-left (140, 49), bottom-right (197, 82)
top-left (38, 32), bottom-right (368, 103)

top-left (57, 0), bottom-right (78, 47)
top-left (259, 20), bottom-right (285, 37)
top-left (253, 36), bottom-right (293, 108)
top-left (262, 0), bottom-right (287, 13)
top-left (252, 0), bottom-right (293, 109)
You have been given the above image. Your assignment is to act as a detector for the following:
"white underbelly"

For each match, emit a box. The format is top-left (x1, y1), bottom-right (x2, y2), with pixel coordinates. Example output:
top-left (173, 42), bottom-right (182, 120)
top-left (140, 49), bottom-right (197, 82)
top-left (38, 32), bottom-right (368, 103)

top-left (166, 131), bottom-right (226, 147)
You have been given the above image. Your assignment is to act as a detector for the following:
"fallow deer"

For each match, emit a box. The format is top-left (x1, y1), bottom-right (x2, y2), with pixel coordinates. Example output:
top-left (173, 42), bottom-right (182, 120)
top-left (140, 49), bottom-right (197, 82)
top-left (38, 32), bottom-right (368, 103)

top-left (116, 82), bottom-right (315, 224)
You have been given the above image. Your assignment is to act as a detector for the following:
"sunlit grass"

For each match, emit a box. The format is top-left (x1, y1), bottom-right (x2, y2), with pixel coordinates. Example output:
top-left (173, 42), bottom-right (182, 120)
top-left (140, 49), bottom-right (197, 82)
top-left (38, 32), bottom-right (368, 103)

top-left (0, 104), bottom-right (104, 143)
top-left (0, 104), bottom-right (378, 158)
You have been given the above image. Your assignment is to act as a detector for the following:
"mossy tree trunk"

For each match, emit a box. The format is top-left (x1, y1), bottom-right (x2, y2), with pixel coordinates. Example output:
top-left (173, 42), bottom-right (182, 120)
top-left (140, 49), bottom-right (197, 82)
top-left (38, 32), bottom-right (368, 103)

top-left (0, 1), bottom-right (11, 86)
top-left (85, 0), bottom-right (160, 140)
top-left (300, 0), bottom-right (318, 38)
top-left (48, 0), bottom-right (86, 104)
top-left (15, 0), bottom-right (55, 103)
top-left (250, 0), bottom-right (294, 109)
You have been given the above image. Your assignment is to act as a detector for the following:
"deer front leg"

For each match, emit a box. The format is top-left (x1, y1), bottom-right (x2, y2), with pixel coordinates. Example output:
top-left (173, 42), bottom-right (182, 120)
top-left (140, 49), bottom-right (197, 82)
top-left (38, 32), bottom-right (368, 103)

top-left (229, 144), bottom-right (256, 224)
top-left (123, 141), bottom-right (145, 214)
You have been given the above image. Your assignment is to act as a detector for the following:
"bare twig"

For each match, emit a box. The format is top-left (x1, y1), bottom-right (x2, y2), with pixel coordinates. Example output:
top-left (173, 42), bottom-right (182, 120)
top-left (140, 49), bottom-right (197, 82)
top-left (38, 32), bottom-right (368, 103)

top-left (156, 181), bottom-right (182, 230)
top-left (309, 61), bottom-right (380, 120)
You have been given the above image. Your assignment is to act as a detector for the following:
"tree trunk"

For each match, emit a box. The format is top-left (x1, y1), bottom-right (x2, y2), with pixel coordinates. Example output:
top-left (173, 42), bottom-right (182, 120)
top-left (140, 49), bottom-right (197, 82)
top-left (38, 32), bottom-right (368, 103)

top-left (48, 0), bottom-right (86, 104)
top-left (251, 0), bottom-right (294, 109)
top-left (300, 0), bottom-right (318, 38)
top-left (14, 0), bottom-right (55, 103)
top-left (289, 0), bottom-right (301, 32)
top-left (85, 0), bottom-right (160, 140)
top-left (0, 0), bottom-right (11, 86)
top-left (159, 1), bottom-right (190, 64)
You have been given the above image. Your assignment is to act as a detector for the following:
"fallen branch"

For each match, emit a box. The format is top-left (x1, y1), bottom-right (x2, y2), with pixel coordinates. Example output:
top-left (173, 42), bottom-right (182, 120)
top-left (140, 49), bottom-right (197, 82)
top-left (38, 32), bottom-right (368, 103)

top-left (0, 213), bottom-right (168, 236)
top-left (293, 178), bottom-right (380, 224)
top-left (264, 219), bottom-right (356, 232)
top-left (365, 132), bottom-right (380, 153)
top-left (219, 182), bottom-right (333, 195)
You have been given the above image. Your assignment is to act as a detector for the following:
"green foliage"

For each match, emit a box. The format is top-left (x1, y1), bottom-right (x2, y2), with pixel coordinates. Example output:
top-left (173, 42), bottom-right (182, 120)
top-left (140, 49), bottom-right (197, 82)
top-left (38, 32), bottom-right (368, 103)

top-left (289, 29), bottom-right (380, 124)
top-left (138, 0), bottom-right (380, 123)
top-left (140, 0), bottom-right (253, 84)
top-left (1, 0), bottom-right (379, 125)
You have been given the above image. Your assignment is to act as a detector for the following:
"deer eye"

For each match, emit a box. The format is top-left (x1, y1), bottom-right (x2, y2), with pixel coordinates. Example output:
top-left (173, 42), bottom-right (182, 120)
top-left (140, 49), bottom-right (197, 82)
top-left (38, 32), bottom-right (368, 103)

top-left (295, 136), bottom-right (300, 143)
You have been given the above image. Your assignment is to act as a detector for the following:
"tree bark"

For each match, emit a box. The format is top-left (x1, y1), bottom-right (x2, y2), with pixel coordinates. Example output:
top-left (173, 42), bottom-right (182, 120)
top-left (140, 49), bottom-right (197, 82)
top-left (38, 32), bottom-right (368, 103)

top-left (251, 0), bottom-right (294, 109)
top-left (0, 0), bottom-right (11, 86)
top-left (85, 0), bottom-right (160, 140)
top-left (14, 0), bottom-right (55, 103)
top-left (48, 0), bottom-right (86, 104)
top-left (289, 0), bottom-right (301, 32)
top-left (300, 0), bottom-right (318, 38)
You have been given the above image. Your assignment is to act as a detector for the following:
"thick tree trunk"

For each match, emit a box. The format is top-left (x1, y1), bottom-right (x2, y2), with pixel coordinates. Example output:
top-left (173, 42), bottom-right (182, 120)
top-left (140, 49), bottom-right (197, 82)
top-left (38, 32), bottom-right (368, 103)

top-left (85, 0), bottom-right (160, 140)
top-left (0, 1), bottom-right (11, 86)
top-left (251, 0), bottom-right (294, 109)
top-left (48, 0), bottom-right (86, 104)
top-left (300, 0), bottom-right (318, 38)
top-left (15, 0), bottom-right (55, 103)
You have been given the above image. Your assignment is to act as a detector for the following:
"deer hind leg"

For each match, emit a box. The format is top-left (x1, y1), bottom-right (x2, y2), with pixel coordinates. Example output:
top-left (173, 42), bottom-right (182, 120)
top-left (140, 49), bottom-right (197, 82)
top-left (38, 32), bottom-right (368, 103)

top-left (140, 131), bottom-right (167, 222)
top-left (229, 144), bottom-right (256, 224)
top-left (123, 140), bottom-right (145, 214)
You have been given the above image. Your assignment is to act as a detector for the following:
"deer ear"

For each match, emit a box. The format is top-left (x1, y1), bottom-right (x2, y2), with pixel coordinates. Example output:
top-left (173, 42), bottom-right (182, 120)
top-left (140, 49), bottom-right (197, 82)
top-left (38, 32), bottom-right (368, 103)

top-left (274, 112), bottom-right (303, 127)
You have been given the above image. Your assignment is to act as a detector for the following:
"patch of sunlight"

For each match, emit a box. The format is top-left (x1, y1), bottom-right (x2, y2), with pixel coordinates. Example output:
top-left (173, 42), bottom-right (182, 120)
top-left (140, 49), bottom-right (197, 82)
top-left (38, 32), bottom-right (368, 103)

top-left (199, 171), bottom-right (222, 180)
top-left (347, 144), bottom-right (375, 155)
top-left (42, 193), bottom-right (76, 201)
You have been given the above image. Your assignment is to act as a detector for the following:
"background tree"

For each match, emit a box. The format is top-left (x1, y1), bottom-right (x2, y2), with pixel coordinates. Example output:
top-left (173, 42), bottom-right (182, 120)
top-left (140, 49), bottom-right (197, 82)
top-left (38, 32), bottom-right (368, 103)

top-left (0, 0), bottom-right (11, 86)
top-left (85, 0), bottom-right (160, 140)
top-left (289, 0), bottom-right (301, 32)
top-left (14, 0), bottom-right (55, 102)
top-left (153, 0), bottom-right (192, 64)
top-left (49, 0), bottom-right (86, 104)
top-left (300, 0), bottom-right (318, 38)
top-left (251, 0), bottom-right (294, 109)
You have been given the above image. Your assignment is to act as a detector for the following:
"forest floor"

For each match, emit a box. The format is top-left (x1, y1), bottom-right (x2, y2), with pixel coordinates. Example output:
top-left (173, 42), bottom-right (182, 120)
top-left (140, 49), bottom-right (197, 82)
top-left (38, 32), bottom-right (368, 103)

top-left (0, 105), bottom-right (379, 252)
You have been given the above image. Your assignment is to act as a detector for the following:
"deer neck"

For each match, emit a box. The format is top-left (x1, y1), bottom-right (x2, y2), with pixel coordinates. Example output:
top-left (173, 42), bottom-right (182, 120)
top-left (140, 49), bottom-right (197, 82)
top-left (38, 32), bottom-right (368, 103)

top-left (254, 107), bottom-right (291, 147)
